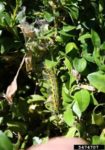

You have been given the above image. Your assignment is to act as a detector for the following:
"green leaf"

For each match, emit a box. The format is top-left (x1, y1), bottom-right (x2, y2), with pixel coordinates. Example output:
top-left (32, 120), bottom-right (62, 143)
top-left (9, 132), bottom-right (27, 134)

top-left (74, 89), bottom-right (90, 112)
top-left (62, 83), bottom-right (74, 108)
top-left (28, 94), bottom-right (45, 103)
top-left (69, 5), bottom-right (79, 20)
top-left (0, 131), bottom-right (13, 150)
top-left (0, 12), bottom-right (11, 27)
top-left (59, 30), bottom-right (75, 37)
top-left (73, 58), bottom-right (87, 72)
top-left (64, 57), bottom-right (72, 71)
top-left (4, 130), bottom-right (13, 138)
top-left (92, 130), bottom-right (105, 144)
top-left (66, 126), bottom-right (80, 137)
top-left (87, 71), bottom-right (105, 93)
top-left (92, 104), bottom-right (105, 126)
top-left (92, 136), bottom-right (100, 144)
top-left (62, 83), bottom-right (69, 95)
top-left (93, 48), bottom-right (101, 67)
top-left (91, 30), bottom-right (101, 48)
top-left (44, 11), bottom-right (54, 22)
top-left (100, 41), bottom-right (105, 50)
top-left (65, 42), bottom-right (78, 54)
top-left (63, 107), bottom-right (75, 126)
top-left (69, 73), bottom-right (76, 87)
top-left (91, 93), bottom-right (98, 105)
top-left (62, 90), bottom-right (72, 103)
top-left (92, 112), bottom-right (105, 126)
top-left (82, 51), bottom-right (94, 63)
top-left (78, 33), bottom-right (91, 43)
top-left (63, 25), bottom-right (76, 32)
top-left (100, 129), bottom-right (105, 144)
top-left (55, 36), bottom-right (63, 43)
top-left (99, 0), bottom-right (104, 12)
top-left (72, 101), bottom-right (82, 119)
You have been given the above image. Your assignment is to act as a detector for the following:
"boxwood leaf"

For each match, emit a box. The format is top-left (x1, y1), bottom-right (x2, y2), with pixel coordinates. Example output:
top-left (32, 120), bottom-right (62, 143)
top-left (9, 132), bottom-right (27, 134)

top-left (87, 71), bottom-right (105, 93)
top-left (0, 131), bottom-right (13, 150)
top-left (92, 104), bottom-right (105, 126)
top-left (62, 87), bottom-right (73, 104)
top-left (59, 30), bottom-right (74, 37)
top-left (92, 136), bottom-right (100, 144)
top-left (91, 30), bottom-right (101, 48)
top-left (65, 42), bottom-right (78, 54)
top-left (63, 25), bottom-right (76, 32)
top-left (63, 107), bottom-right (75, 126)
top-left (28, 94), bottom-right (45, 103)
top-left (73, 57), bottom-right (87, 72)
top-left (78, 33), bottom-right (91, 43)
top-left (100, 129), bottom-right (105, 144)
top-left (44, 11), bottom-right (54, 22)
top-left (92, 112), bottom-right (105, 126)
top-left (72, 101), bottom-right (82, 119)
top-left (64, 57), bottom-right (72, 71)
top-left (66, 126), bottom-right (80, 137)
top-left (74, 89), bottom-right (90, 112)
top-left (4, 130), bottom-right (13, 138)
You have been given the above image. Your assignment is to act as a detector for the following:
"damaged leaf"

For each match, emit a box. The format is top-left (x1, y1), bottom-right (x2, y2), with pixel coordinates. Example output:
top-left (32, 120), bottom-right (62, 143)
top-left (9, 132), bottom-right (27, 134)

top-left (5, 54), bottom-right (26, 104)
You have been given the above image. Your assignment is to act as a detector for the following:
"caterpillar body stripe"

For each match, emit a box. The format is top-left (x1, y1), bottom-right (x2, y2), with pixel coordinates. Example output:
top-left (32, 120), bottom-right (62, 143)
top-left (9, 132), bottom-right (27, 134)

top-left (44, 67), bottom-right (59, 113)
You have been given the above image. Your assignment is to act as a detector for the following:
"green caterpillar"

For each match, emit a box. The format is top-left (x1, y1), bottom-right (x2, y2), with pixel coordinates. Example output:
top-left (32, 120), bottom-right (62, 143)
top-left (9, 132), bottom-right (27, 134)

top-left (44, 66), bottom-right (59, 113)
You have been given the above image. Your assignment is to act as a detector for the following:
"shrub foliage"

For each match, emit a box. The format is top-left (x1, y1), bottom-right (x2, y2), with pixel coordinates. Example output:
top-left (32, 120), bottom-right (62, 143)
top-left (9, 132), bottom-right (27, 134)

top-left (0, 0), bottom-right (105, 149)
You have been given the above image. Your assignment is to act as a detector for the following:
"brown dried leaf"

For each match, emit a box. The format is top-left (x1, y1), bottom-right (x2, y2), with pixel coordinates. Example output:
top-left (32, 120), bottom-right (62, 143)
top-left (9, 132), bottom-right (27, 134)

top-left (17, 22), bottom-right (35, 39)
top-left (5, 77), bottom-right (17, 104)
top-left (5, 54), bottom-right (26, 104)
top-left (79, 84), bottom-right (96, 92)
top-left (25, 51), bottom-right (33, 72)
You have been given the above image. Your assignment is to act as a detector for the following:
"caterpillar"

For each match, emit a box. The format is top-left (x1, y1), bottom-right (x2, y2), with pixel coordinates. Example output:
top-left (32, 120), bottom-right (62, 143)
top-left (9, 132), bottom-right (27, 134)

top-left (44, 66), bottom-right (59, 113)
